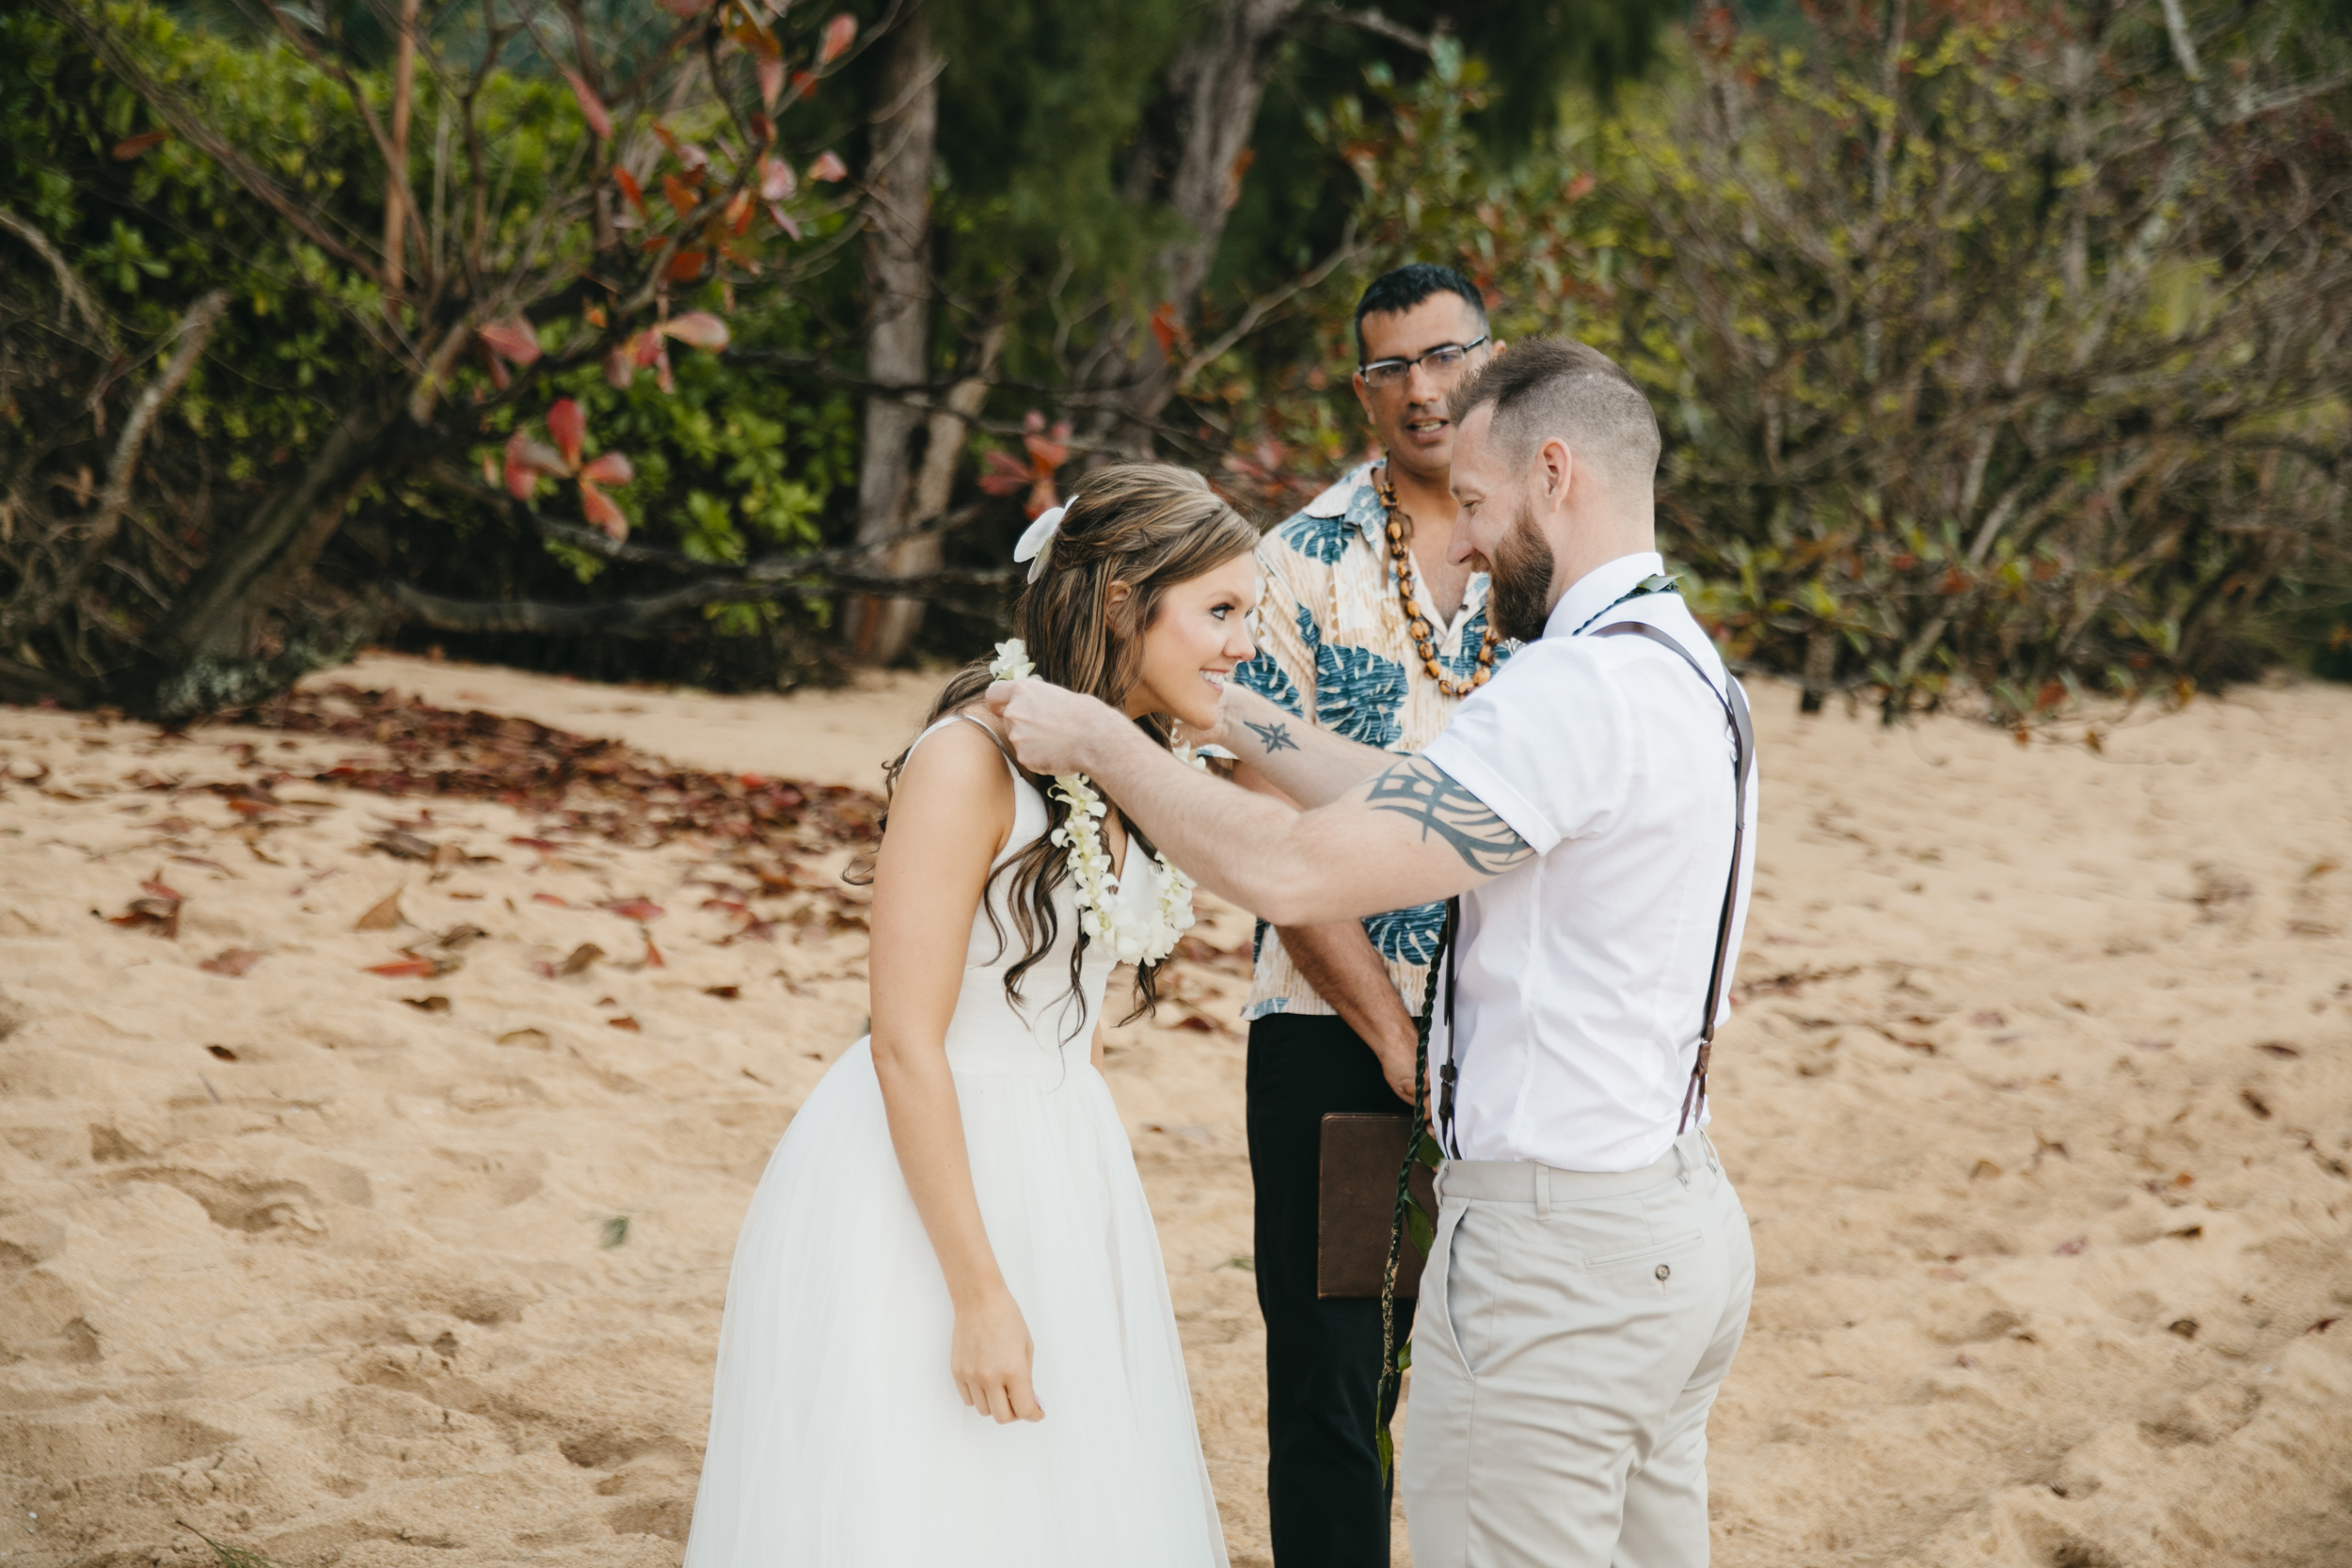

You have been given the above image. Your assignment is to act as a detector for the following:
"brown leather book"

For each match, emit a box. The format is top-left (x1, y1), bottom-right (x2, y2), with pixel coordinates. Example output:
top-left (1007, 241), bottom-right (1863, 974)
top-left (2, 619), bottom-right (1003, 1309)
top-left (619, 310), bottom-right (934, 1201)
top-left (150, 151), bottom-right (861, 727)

top-left (1316, 1113), bottom-right (1437, 1299)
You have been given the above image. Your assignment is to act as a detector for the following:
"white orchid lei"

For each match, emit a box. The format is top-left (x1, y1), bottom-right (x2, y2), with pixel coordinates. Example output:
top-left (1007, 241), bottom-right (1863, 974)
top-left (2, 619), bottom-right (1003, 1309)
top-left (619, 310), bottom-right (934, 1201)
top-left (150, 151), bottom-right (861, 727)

top-left (990, 637), bottom-right (1200, 965)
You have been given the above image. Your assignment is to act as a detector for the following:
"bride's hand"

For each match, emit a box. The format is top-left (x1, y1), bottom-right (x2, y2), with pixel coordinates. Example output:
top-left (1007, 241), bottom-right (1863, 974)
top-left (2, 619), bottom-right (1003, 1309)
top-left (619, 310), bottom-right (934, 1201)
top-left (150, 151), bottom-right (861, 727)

top-left (952, 1288), bottom-right (1044, 1424)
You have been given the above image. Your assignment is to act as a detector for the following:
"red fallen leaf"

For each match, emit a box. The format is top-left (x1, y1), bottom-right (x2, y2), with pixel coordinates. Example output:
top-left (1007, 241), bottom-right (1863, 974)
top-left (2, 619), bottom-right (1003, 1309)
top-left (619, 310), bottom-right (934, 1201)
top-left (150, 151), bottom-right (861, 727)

top-left (807, 150), bottom-right (848, 182)
top-left (478, 316), bottom-right (542, 365)
top-left (580, 451), bottom-right (633, 485)
top-left (141, 876), bottom-right (184, 902)
top-left (532, 892), bottom-right (570, 907)
top-left (601, 897), bottom-right (665, 922)
top-left (642, 933), bottom-right (665, 969)
top-left (818, 11), bottom-right (856, 63)
top-left (509, 836), bottom-right (564, 851)
top-left (226, 798), bottom-right (270, 817)
top-left (200, 947), bottom-right (262, 975)
top-left (547, 398), bottom-right (585, 470)
top-left (563, 69), bottom-right (612, 139)
top-left (113, 129), bottom-right (170, 159)
top-left (367, 958), bottom-right (437, 978)
top-left (2053, 1236), bottom-right (2089, 1256)
top-left (660, 311), bottom-right (730, 352)
top-left (580, 483), bottom-right (629, 542)
top-left (757, 55), bottom-right (785, 108)
top-left (666, 250), bottom-right (707, 284)
top-left (701, 898), bottom-right (749, 914)
top-left (615, 166), bottom-right (648, 215)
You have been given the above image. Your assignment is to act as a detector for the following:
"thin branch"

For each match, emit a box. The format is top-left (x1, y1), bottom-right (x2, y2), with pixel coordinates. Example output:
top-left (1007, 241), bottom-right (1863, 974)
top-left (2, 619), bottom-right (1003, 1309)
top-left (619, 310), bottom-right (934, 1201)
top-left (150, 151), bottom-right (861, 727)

top-left (1316, 5), bottom-right (1434, 54)
top-left (0, 208), bottom-right (114, 348)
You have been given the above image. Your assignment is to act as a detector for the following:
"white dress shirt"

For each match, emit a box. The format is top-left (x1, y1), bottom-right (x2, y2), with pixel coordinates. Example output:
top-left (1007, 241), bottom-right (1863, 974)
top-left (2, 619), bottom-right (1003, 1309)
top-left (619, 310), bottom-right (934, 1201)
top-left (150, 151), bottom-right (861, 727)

top-left (1420, 551), bottom-right (1758, 1173)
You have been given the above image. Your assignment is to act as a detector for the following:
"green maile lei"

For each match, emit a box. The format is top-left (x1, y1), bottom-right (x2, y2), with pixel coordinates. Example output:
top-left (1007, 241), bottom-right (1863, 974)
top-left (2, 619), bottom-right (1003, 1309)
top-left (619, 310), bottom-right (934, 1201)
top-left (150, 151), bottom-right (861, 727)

top-left (988, 639), bottom-right (1202, 966)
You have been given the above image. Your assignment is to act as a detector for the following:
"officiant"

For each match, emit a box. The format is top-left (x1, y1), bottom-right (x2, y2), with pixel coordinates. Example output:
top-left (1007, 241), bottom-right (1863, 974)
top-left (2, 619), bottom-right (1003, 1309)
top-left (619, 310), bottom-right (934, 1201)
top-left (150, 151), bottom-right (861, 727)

top-left (989, 338), bottom-right (1758, 1568)
top-left (1226, 262), bottom-right (1512, 1568)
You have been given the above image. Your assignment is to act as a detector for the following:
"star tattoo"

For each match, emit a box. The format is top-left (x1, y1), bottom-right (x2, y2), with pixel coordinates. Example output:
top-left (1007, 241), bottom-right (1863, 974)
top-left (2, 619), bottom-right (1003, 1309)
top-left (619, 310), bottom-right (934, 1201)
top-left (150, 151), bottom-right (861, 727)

top-left (1243, 719), bottom-right (1299, 754)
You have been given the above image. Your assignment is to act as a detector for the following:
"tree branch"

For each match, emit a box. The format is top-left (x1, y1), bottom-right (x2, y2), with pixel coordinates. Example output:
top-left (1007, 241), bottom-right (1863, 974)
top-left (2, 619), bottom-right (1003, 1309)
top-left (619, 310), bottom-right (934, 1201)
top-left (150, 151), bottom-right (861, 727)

top-left (0, 207), bottom-right (114, 348)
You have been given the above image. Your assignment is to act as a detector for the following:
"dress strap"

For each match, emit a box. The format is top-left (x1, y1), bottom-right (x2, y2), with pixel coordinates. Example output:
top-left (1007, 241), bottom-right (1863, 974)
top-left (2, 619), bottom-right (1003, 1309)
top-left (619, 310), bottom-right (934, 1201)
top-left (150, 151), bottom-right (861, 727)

top-left (909, 712), bottom-right (1022, 784)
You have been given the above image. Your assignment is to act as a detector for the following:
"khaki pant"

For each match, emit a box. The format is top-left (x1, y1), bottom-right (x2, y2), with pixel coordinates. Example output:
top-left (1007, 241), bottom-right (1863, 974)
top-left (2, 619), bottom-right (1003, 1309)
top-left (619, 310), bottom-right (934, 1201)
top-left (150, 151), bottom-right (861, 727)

top-left (1401, 1132), bottom-right (1754, 1568)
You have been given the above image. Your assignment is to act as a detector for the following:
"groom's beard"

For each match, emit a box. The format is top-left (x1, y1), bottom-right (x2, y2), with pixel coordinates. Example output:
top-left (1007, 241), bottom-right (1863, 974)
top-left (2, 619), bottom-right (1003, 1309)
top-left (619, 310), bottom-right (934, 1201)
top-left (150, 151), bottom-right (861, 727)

top-left (1484, 499), bottom-right (1556, 642)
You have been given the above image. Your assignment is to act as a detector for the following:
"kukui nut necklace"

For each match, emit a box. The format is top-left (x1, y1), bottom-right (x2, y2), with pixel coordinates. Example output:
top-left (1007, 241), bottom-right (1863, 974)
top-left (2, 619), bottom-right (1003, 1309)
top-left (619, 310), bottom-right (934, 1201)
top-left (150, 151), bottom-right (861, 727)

top-left (1375, 465), bottom-right (1498, 696)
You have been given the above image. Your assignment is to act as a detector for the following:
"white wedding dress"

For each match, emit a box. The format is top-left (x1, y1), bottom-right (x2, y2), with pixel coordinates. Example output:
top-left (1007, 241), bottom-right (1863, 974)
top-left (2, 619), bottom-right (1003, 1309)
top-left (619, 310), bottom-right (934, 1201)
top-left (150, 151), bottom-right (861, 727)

top-left (682, 715), bottom-right (1228, 1567)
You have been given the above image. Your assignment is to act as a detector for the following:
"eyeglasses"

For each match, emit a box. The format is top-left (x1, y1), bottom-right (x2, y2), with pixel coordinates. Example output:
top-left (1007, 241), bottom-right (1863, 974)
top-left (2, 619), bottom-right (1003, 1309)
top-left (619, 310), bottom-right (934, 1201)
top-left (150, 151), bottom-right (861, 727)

top-left (1359, 335), bottom-right (1489, 391)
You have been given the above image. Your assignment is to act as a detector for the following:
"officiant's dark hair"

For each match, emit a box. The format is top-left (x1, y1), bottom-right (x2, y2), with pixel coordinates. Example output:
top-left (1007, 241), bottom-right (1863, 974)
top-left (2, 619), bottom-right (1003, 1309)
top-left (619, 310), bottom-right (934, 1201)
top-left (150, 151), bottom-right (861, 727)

top-left (857, 463), bottom-right (1258, 1034)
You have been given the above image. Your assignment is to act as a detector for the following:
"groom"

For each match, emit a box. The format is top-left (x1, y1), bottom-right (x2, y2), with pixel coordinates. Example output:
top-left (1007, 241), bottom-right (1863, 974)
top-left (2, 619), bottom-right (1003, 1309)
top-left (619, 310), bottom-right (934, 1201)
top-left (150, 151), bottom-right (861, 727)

top-left (992, 339), bottom-right (1757, 1567)
top-left (1230, 262), bottom-right (1508, 1568)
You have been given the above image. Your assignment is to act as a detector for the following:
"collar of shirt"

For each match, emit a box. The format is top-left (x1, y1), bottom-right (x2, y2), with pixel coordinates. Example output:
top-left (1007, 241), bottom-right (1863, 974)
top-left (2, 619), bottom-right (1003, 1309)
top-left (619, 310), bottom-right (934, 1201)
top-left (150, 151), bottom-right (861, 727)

top-left (1544, 551), bottom-right (1668, 640)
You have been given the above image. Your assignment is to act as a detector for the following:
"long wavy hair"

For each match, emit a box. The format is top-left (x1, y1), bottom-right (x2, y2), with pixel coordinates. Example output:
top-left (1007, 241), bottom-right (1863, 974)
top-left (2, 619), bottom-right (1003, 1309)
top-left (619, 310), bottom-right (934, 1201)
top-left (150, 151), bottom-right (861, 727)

top-left (850, 463), bottom-right (1258, 1032)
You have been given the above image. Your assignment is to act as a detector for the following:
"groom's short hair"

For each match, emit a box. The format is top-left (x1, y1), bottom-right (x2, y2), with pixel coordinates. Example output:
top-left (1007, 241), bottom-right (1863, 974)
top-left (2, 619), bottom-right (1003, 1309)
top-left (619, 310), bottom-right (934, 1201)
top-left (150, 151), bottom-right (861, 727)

top-left (1454, 338), bottom-right (1660, 494)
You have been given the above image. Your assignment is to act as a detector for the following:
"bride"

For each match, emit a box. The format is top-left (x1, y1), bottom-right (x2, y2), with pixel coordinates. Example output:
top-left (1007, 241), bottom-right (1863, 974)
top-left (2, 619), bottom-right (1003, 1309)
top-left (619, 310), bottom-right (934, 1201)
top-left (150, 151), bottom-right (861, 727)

top-left (681, 464), bottom-right (1260, 1566)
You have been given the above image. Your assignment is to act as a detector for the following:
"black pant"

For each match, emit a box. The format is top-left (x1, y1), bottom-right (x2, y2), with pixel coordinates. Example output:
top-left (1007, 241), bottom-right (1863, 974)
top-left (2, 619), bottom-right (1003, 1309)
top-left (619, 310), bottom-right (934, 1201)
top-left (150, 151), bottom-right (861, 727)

top-left (1247, 1012), bottom-right (1416, 1568)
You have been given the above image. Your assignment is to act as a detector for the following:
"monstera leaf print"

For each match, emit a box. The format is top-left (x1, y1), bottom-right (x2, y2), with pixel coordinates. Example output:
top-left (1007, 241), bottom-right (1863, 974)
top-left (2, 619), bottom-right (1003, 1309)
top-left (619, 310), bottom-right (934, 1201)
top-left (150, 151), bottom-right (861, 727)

top-left (1314, 642), bottom-right (1407, 748)
top-left (1235, 651), bottom-right (1305, 717)
top-left (1278, 510), bottom-right (1355, 564)
top-left (1363, 901), bottom-right (1448, 966)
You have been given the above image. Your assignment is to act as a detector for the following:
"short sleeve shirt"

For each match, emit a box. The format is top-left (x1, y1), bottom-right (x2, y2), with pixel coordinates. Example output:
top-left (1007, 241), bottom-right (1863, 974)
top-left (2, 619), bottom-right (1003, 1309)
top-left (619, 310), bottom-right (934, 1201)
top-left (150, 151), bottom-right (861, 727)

top-left (1420, 552), bottom-right (1759, 1173)
top-left (1232, 461), bottom-right (1517, 1022)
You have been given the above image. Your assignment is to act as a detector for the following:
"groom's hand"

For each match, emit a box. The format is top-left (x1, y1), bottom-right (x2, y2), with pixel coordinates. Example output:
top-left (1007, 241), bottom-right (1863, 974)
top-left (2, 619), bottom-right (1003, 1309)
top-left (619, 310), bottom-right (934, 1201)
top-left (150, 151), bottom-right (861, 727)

top-left (984, 678), bottom-right (1124, 777)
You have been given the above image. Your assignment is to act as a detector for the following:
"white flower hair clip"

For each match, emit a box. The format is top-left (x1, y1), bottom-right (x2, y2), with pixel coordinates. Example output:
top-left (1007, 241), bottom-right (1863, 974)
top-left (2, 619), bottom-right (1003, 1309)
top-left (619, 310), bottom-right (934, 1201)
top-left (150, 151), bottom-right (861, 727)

top-left (1013, 504), bottom-right (1067, 584)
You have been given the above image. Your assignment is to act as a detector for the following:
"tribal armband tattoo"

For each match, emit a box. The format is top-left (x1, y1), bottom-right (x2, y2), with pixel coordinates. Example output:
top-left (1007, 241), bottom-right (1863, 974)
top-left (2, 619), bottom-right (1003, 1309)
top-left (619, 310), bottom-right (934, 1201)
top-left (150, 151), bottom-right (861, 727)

top-left (1364, 758), bottom-right (1534, 878)
top-left (1242, 718), bottom-right (1299, 754)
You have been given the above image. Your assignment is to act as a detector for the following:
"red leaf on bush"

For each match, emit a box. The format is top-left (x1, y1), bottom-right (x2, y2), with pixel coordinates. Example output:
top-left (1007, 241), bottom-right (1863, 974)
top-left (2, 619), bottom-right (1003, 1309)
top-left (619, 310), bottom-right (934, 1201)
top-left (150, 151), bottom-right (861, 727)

top-left (660, 311), bottom-right (731, 352)
top-left (479, 317), bottom-right (541, 366)
top-left (656, 0), bottom-right (704, 17)
top-left (1024, 477), bottom-right (1060, 521)
top-left (653, 122), bottom-right (708, 173)
top-left (757, 54), bottom-right (786, 108)
top-left (767, 203), bottom-right (802, 240)
top-left (580, 451), bottom-right (634, 485)
top-left (807, 150), bottom-right (848, 182)
top-left (580, 482), bottom-right (629, 542)
top-left (656, 343), bottom-right (674, 393)
top-left (1148, 301), bottom-right (1183, 356)
top-left (631, 330), bottom-right (664, 368)
top-left (481, 449), bottom-right (500, 484)
top-left (615, 166), bottom-right (648, 215)
top-left (818, 11), bottom-right (856, 63)
top-left (750, 112), bottom-right (775, 146)
top-left (504, 432), bottom-right (564, 500)
top-left (759, 156), bottom-right (796, 202)
top-left (547, 398), bottom-right (585, 469)
top-left (604, 346), bottom-right (635, 388)
top-left (666, 249), bottom-right (707, 283)
top-left (564, 70), bottom-right (613, 139)
top-left (112, 129), bottom-right (170, 160)
top-left (1565, 171), bottom-right (1597, 201)
top-left (977, 450), bottom-right (1032, 496)
top-left (1023, 418), bottom-right (1071, 471)
top-left (789, 68), bottom-right (817, 102)
top-left (660, 172), bottom-right (699, 217)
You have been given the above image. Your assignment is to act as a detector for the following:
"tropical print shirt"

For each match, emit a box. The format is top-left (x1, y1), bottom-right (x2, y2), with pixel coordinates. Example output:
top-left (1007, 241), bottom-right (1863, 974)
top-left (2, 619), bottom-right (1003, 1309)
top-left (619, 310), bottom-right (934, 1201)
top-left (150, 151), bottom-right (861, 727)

top-left (1235, 459), bottom-right (1517, 1023)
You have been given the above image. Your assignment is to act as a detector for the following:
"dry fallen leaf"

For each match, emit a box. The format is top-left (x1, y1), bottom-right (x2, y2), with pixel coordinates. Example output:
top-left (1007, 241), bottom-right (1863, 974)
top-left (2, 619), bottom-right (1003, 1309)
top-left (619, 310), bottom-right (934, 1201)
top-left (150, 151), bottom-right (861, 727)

top-left (601, 897), bottom-right (665, 922)
top-left (355, 890), bottom-right (405, 931)
top-left (402, 995), bottom-right (452, 1013)
top-left (366, 957), bottom-right (437, 978)
top-left (532, 892), bottom-right (569, 908)
top-left (428, 842), bottom-right (468, 881)
top-left (498, 1028), bottom-right (551, 1050)
top-left (705, 985), bottom-right (740, 1001)
top-left (608, 1015), bottom-right (642, 1033)
top-left (369, 829), bottom-right (437, 861)
top-left (532, 942), bottom-right (604, 979)
top-left (199, 947), bottom-right (262, 977)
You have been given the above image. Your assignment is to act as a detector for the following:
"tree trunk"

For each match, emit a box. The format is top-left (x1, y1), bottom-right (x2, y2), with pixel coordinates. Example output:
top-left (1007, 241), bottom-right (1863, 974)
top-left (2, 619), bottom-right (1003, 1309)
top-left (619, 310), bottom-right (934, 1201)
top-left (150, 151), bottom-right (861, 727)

top-left (841, 8), bottom-right (942, 666)
top-left (1109, 0), bottom-right (1306, 436)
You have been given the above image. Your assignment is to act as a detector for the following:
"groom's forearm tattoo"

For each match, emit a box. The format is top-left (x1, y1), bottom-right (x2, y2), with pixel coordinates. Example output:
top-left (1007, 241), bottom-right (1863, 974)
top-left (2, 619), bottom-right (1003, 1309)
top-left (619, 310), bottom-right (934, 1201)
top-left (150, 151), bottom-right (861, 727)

top-left (1364, 759), bottom-right (1534, 878)
top-left (1242, 719), bottom-right (1298, 754)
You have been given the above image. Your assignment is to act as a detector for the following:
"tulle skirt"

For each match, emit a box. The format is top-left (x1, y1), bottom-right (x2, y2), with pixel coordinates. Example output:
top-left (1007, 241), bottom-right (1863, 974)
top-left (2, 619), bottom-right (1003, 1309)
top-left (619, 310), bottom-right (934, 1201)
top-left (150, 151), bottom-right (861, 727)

top-left (681, 1039), bottom-right (1228, 1567)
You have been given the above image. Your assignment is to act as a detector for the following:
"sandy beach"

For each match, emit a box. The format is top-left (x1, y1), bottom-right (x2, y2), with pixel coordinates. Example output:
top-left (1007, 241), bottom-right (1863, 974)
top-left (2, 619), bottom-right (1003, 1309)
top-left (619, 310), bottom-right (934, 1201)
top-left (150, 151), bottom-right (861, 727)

top-left (2, 653), bottom-right (2347, 1567)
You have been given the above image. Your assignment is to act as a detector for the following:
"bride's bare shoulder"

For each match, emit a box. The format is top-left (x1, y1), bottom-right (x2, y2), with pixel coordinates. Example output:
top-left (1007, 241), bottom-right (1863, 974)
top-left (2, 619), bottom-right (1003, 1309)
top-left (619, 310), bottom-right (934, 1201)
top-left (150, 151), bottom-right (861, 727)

top-left (888, 712), bottom-right (1017, 821)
